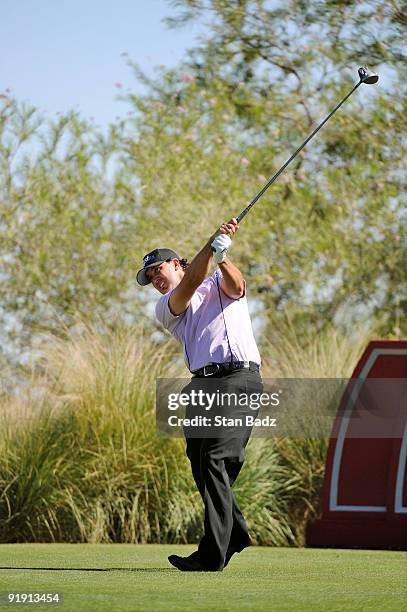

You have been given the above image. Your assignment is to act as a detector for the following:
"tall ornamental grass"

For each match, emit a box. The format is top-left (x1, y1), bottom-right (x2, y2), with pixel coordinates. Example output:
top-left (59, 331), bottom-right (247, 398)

top-left (0, 323), bottom-right (368, 545)
top-left (261, 326), bottom-right (370, 542)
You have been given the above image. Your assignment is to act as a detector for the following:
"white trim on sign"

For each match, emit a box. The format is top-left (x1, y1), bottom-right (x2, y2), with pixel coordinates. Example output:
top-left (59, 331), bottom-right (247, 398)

top-left (330, 348), bottom-right (407, 512)
top-left (395, 423), bottom-right (407, 513)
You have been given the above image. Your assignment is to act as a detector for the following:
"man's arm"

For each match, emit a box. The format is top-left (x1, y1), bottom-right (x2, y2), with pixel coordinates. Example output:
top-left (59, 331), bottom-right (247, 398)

top-left (169, 219), bottom-right (238, 316)
top-left (219, 258), bottom-right (245, 299)
top-left (169, 240), bottom-right (213, 315)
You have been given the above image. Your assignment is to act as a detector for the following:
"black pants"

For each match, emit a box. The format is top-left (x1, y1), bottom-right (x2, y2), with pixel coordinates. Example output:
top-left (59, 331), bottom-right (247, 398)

top-left (183, 368), bottom-right (263, 570)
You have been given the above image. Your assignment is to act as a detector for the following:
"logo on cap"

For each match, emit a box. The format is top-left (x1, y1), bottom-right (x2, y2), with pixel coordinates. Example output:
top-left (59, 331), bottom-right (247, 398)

top-left (143, 254), bottom-right (156, 265)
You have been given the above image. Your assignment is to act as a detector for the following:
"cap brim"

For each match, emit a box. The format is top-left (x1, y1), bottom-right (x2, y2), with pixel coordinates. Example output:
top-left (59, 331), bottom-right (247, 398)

top-left (136, 260), bottom-right (166, 286)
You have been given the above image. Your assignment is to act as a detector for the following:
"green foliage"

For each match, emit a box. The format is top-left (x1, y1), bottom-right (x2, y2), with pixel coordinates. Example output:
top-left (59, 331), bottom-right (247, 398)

top-left (0, 1), bottom-right (406, 369)
top-left (0, 322), bottom-right (369, 545)
top-left (0, 99), bottom-right (142, 366)
top-left (117, 0), bottom-right (406, 341)
top-left (0, 324), bottom-right (196, 543)
top-left (0, 0), bottom-right (405, 550)
top-left (158, 0), bottom-right (406, 337)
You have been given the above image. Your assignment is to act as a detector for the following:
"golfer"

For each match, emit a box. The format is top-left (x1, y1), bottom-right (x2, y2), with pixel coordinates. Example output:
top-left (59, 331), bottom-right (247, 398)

top-left (137, 218), bottom-right (262, 571)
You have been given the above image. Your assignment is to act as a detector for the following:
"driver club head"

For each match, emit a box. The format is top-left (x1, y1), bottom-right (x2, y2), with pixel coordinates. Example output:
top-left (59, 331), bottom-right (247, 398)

top-left (358, 66), bottom-right (379, 84)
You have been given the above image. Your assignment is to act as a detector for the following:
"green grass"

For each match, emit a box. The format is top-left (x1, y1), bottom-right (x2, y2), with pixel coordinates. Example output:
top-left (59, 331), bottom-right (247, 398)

top-left (0, 545), bottom-right (405, 611)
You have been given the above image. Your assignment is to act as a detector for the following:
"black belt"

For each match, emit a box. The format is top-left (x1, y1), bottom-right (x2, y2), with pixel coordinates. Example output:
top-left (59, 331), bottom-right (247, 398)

top-left (192, 361), bottom-right (260, 378)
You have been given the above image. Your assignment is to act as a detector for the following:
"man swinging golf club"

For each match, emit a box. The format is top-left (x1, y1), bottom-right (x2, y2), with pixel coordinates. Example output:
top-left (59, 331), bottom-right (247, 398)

top-left (136, 66), bottom-right (379, 571)
top-left (137, 218), bottom-right (263, 571)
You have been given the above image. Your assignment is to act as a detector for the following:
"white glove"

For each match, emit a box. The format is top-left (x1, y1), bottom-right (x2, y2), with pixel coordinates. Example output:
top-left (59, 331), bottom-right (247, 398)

top-left (211, 234), bottom-right (232, 264)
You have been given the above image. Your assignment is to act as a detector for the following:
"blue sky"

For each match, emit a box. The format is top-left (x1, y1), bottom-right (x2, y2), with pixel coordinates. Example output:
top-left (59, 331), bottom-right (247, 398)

top-left (2, 1), bottom-right (388, 127)
top-left (1, 0), bottom-right (205, 127)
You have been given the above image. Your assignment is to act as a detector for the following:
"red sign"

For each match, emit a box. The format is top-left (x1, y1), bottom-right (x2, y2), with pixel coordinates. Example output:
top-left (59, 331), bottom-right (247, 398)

top-left (306, 340), bottom-right (407, 548)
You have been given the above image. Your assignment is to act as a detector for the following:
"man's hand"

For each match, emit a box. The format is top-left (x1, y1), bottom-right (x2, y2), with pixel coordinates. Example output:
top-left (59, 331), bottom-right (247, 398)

top-left (210, 218), bottom-right (239, 263)
top-left (211, 234), bottom-right (231, 263)
top-left (211, 218), bottom-right (239, 241)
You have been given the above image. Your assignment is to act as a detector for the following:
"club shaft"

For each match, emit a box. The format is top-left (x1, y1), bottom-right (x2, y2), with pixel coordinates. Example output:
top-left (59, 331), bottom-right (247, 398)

top-left (236, 80), bottom-right (362, 223)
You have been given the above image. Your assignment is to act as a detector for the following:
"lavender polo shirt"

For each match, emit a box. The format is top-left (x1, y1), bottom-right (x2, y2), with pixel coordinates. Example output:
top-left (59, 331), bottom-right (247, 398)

top-left (155, 269), bottom-right (261, 372)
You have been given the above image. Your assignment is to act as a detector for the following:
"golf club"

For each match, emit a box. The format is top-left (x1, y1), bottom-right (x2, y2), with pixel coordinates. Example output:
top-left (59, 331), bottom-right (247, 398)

top-left (236, 67), bottom-right (379, 223)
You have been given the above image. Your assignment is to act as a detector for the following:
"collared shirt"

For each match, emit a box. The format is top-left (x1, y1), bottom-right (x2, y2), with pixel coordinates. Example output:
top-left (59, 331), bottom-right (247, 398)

top-left (155, 269), bottom-right (261, 372)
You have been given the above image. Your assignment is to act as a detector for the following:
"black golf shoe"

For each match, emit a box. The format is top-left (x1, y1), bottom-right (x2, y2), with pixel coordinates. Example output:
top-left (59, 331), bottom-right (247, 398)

top-left (168, 553), bottom-right (223, 572)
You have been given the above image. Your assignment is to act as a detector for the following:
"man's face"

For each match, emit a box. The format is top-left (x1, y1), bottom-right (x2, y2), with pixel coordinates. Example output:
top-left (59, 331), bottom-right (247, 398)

top-left (146, 259), bottom-right (183, 294)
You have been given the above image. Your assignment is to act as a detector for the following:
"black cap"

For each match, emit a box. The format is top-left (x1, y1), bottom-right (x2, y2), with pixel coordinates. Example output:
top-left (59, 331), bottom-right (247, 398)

top-left (136, 248), bottom-right (181, 286)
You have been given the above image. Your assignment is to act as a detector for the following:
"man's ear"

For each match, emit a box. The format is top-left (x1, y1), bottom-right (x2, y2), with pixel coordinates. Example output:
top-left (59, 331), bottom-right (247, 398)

top-left (173, 258), bottom-right (181, 270)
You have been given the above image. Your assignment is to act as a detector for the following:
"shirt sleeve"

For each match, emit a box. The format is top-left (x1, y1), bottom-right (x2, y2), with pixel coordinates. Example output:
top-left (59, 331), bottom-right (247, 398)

top-left (215, 268), bottom-right (246, 300)
top-left (155, 291), bottom-right (186, 334)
